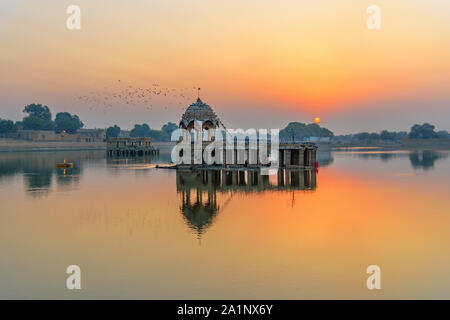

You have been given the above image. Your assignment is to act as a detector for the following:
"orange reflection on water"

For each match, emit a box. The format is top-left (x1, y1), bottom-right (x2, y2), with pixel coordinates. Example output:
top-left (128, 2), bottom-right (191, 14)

top-left (0, 151), bottom-right (449, 298)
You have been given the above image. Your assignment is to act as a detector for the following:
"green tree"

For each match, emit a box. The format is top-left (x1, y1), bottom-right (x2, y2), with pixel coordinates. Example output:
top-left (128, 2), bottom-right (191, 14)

top-left (22, 104), bottom-right (54, 130)
top-left (408, 123), bottom-right (439, 139)
top-left (280, 122), bottom-right (334, 141)
top-left (0, 118), bottom-right (18, 134)
top-left (395, 131), bottom-right (407, 141)
top-left (355, 132), bottom-right (370, 141)
top-left (161, 122), bottom-right (177, 137)
top-left (370, 133), bottom-right (380, 140)
top-left (130, 124), bottom-right (152, 137)
top-left (149, 129), bottom-right (169, 141)
top-left (106, 125), bottom-right (121, 138)
top-left (280, 122), bottom-right (307, 141)
top-left (306, 123), bottom-right (333, 138)
top-left (54, 112), bottom-right (84, 134)
top-left (380, 130), bottom-right (395, 141)
top-left (437, 130), bottom-right (450, 139)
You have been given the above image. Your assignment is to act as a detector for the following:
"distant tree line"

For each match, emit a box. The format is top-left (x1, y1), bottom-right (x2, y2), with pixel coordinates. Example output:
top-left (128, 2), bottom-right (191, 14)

top-left (112, 121), bottom-right (334, 142)
top-left (334, 131), bottom-right (408, 143)
top-left (2, 104), bottom-right (449, 143)
top-left (334, 123), bottom-right (450, 143)
top-left (105, 122), bottom-right (178, 141)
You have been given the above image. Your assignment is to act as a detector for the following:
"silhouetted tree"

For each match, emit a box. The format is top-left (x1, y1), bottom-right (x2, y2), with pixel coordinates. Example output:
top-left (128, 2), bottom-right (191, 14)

top-left (161, 122), bottom-right (177, 137)
top-left (437, 130), bottom-right (450, 139)
top-left (280, 122), bottom-right (334, 141)
top-left (369, 132), bottom-right (380, 141)
top-left (354, 132), bottom-right (370, 141)
top-left (380, 130), bottom-right (395, 141)
top-left (130, 124), bottom-right (152, 137)
top-left (148, 130), bottom-right (169, 141)
top-left (408, 123), bottom-right (439, 139)
top-left (22, 104), bottom-right (54, 130)
top-left (0, 118), bottom-right (17, 134)
top-left (54, 112), bottom-right (84, 134)
top-left (106, 125), bottom-right (121, 138)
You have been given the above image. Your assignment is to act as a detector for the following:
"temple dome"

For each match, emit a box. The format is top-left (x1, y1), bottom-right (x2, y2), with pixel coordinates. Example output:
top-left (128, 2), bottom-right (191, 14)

top-left (179, 98), bottom-right (220, 128)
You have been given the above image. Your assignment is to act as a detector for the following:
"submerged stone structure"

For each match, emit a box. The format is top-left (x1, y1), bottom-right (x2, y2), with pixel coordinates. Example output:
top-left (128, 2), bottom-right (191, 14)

top-left (175, 98), bottom-right (318, 169)
top-left (107, 137), bottom-right (159, 157)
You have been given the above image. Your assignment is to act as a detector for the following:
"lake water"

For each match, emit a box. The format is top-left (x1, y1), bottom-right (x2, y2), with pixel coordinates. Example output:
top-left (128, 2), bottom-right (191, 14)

top-left (0, 149), bottom-right (449, 299)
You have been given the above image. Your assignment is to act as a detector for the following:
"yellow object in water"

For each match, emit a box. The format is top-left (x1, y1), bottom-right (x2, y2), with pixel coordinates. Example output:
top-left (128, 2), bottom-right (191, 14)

top-left (57, 159), bottom-right (73, 168)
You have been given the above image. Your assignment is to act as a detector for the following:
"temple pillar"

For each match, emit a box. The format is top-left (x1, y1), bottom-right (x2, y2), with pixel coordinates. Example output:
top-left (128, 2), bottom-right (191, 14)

top-left (291, 171), bottom-right (300, 187)
top-left (284, 150), bottom-right (291, 167)
top-left (285, 170), bottom-right (291, 187)
top-left (311, 149), bottom-right (317, 165)
top-left (311, 169), bottom-right (317, 189)
top-left (232, 171), bottom-right (238, 185)
top-left (239, 171), bottom-right (246, 185)
top-left (250, 171), bottom-right (258, 186)
top-left (304, 149), bottom-right (309, 166)
top-left (305, 170), bottom-right (311, 187)
top-left (221, 170), bottom-right (227, 188)
top-left (277, 169), bottom-right (285, 187)
top-left (299, 170), bottom-right (305, 189)
top-left (279, 150), bottom-right (285, 167)
top-left (299, 148), bottom-right (305, 167)
top-left (308, 148), bottom-right (315, 166)
top-left (207, 171), bottom-right (213, 187)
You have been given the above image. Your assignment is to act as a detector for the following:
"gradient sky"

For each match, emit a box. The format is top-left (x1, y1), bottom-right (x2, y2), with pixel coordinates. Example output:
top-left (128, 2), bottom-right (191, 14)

top-left (0, 0), bottom-right (449, 133)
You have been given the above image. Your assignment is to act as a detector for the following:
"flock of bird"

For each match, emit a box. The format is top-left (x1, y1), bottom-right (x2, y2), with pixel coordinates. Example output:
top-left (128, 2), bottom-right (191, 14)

top-left (75, 81), bottom-right (200, 113)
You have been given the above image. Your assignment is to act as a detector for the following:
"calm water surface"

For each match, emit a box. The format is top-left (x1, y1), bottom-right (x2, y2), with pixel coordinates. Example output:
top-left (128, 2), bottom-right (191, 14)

top-left (0, 149), bottom-right (449, 299)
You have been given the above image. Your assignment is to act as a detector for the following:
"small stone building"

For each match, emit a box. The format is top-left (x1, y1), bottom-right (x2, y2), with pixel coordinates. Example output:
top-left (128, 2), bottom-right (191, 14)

top-left (106, 137), bottom-right (158, 157)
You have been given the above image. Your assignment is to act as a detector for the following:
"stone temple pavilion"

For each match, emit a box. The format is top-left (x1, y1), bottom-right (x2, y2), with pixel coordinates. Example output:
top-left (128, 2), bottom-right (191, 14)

top-left (175, 97), bottom-right (318, 169)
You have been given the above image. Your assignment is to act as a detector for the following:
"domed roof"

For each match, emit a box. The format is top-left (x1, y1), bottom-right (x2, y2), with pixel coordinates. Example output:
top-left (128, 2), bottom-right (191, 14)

top-left (180, 98), bottom-right (220, 128)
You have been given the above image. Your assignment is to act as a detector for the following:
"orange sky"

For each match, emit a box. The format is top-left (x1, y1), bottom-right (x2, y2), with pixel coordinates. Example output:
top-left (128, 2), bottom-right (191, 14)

top-left (0, 0), bottom-right (449, 132)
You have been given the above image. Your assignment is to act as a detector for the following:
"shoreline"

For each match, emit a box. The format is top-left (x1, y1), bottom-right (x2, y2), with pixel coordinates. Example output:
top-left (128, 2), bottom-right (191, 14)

top-left (0, 140), bottom-right (106, 152)
top-left (331, 140), bottom-right (450, 150)
top-left (1, 138), bottom-right (449, 153)
top-left (0, 139), bottom-right (177, 152)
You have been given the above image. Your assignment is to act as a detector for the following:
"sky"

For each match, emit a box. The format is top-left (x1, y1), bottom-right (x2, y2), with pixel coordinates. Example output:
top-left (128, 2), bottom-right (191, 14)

top-left (0, 0), bottom-right (449, 134)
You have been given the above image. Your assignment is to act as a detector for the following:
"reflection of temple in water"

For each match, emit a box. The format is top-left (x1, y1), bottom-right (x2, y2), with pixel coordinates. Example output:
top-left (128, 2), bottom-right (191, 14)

top-left (177, 169), bottom-right (316, 236)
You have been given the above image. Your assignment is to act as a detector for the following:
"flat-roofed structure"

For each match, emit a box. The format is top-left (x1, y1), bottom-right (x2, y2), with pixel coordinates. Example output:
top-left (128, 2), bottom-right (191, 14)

top-left (107, 137), bottom-right (159, 157)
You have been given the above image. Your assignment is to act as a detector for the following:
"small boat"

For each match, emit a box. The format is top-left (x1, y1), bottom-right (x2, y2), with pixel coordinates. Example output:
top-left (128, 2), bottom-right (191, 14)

top-left (57, 160), bottom-right (73, 168)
